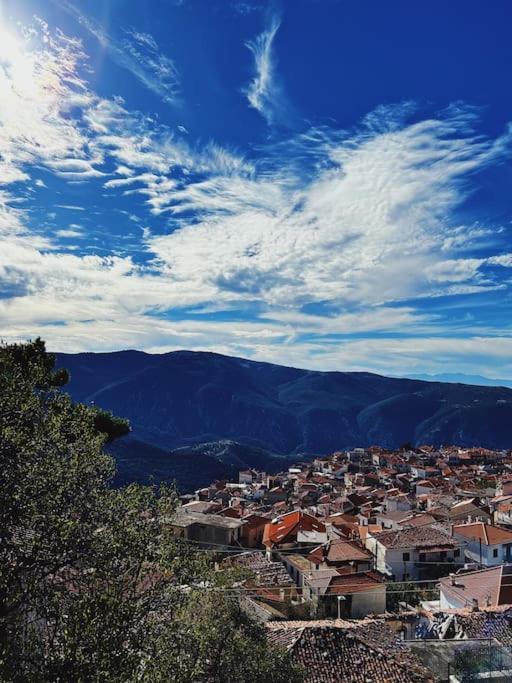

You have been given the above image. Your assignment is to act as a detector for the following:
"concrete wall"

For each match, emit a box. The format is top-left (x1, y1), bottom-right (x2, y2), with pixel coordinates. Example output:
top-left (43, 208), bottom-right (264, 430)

top-left (455, 534), bottom-right (512, 567)
top-left (439, 589), bottom-right (465, 610)
top-left (187, 522), bottom-right (239, 547)
top-left (351, 588), bottom-right (386, 617)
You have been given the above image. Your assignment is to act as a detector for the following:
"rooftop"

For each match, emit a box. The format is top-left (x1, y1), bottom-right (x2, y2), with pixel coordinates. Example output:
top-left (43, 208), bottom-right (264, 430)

top-left (325, 570), bottom-right (384, 596)
top-left (375, 525), bottom-right (457, 550)
top-left (440, 565), bottom-right (512, 608)
top-left (266, 620), bottom-right (432, 682)
top-left (453, 522), bottom-right (512, 546)
top-left (309, 538), bottom-right (371, 565)
top-left (171, 509), bottom-right (246, 529)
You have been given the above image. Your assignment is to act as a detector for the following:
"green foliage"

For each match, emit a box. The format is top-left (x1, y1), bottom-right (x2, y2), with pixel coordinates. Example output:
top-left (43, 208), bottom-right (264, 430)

top-left (0, 341), bottom-right (302, 682)
top-left (385, 582), bottom-right (436, 612)
top-left (93, 408), bottom-right (130, 442)
top-left (2, 336), bottom-right (69, 388)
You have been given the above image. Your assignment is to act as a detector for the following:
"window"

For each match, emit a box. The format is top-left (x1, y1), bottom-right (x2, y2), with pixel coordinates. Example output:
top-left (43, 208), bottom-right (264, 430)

top-left (493, 548), bottom-right (499, 558)
top-left (402, 552), bottom-right (410, 562)
top-left (454, 549), bottom-right (460, 557)
top-left (440, 551), bottom-right (447, 560)
top-left (419, 553), bottom-right (426, 562)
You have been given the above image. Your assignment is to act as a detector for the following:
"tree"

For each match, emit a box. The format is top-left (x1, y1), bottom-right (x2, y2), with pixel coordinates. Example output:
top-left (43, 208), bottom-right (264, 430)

top-left (0, 340), bottom-right (302, 682)
top-left (385, 581), bottom-right (435, 612)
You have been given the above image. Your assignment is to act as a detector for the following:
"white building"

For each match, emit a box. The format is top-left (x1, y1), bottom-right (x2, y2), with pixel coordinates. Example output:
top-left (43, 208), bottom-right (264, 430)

top-left (453, 522), bottom-right (512, 567)
top-left (366, 526), bottom-right (461, 581)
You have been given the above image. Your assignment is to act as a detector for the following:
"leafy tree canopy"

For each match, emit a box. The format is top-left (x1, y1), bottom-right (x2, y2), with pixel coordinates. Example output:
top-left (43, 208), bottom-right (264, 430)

top-left (0, 340), bottom-right (302, 682)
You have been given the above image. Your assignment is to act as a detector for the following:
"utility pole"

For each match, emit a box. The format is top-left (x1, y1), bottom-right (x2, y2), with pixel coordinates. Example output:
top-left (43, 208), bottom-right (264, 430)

top-left (336, 595), bottom-right (345, 620)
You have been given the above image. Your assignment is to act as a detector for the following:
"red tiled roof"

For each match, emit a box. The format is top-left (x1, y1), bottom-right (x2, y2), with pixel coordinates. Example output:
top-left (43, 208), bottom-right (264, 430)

top-left (440, 565), bottom-right (512, 608)
top-left (325, 570), bottom-right (384, 596)
top-left (262, 511), bottom-right (326, 547)
top-left (454, 522), bottom-right (512, 546)
top-left (266, 621), bottom-right (432, 682)
top-left (309, 539), bottom-right (371, 565)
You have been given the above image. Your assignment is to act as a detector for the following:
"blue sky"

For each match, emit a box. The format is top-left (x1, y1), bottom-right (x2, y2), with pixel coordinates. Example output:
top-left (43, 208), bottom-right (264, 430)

top-left (1, 0), bottom-right (512, 378)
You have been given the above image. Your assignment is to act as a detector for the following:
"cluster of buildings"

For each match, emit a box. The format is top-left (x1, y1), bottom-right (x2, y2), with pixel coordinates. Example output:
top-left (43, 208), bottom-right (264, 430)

top-left (171, 444), bottom-right (512, 681)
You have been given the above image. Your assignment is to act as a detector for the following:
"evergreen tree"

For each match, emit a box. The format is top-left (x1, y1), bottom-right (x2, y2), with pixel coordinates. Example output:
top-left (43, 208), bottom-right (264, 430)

top-left (0, 340), bottom-right (302, 682)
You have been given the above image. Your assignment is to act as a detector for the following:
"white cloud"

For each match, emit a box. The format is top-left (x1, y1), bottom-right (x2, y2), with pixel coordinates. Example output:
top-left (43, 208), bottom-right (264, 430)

top-left (245, 14), bottom-right (288, 126)
top-left (146, 109), bottom-right (509, 312)
top-left (1, 18), bottom-right (512, 378)
top-left (0, 20), bottom-right (95, 196)
top-left (56, 226), bottom-right (83, 237)
top-left (56, 1), bottom-right (180, 105)
top-left (54, 204), bottom-right (87, 211)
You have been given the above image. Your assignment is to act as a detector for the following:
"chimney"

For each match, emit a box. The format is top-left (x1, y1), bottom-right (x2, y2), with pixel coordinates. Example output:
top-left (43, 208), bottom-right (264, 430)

top-left (450, 573), bottom-right (456, 586)
top-left (472, 598), bottom-right (479, 612)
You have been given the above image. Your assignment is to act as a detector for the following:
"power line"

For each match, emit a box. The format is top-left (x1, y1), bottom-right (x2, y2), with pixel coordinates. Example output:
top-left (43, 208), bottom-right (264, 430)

top-left (170, 583), bottom-right (443, 597)
top-left (172, 535), bottom-right (470, 561)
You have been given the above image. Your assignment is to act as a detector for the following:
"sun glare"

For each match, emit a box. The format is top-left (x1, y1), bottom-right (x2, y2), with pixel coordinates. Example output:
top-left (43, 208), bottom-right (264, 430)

top-left (0, 22), bottom-right (48, 116)
top-left (0, 23), bottom-right (24, 64)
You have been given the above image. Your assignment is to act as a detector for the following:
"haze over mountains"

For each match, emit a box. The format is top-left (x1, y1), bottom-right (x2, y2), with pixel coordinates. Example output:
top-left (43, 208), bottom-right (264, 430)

top-left (405, 373), bottom-right (512, 389)
top-left (56, 350), bottom-right (512, 490)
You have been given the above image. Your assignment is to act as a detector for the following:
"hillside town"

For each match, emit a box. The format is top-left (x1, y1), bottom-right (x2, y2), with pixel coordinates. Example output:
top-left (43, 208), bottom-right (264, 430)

top-left (172, 445), bottom-right (512, 681)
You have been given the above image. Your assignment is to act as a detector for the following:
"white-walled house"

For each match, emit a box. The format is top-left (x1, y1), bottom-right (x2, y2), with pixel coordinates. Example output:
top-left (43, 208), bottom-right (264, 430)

top-left (385, 493), bottom-right (412, 513)
top-left (495, 500), bottom-right (512, 527)
top-left (452, 522), bottom-right (512, 567)
top-left (366, 526), bottom-right (461, 581)
top-left (239, 469), bottom-right (257, 485)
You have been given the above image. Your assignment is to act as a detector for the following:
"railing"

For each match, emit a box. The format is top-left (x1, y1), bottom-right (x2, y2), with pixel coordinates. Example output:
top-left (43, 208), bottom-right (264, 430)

top-left (449, 640), bottom-right (512, 681)
top-left (407, 639), bottom-right (512, 682)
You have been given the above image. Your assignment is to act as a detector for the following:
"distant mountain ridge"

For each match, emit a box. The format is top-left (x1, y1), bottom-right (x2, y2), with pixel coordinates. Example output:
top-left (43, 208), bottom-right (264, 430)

top-left (55, 350), bottom-right (512, 489)
top-left (405, 372), bottom-right (512, 389)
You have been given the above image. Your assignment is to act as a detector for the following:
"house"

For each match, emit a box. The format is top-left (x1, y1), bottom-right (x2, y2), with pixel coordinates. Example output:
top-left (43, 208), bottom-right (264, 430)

top-left (439, 565), bottom-right (512, 610)
top-left (322, 570), bottom-right (386, 618)
top-left (240, 514), bottom-right (268, 548)
top-left (367, 526), bottom-right (461, 581)
top-left (495, 500), bottom-right (512, 527)
top-left (400, 513), bottom-right (438, 529)
top-left (375, 510), bottom-right (415, 530)
top-left (496, 479), bottom-right (512, 497)
top-left (262, 511), bottom-right (326, 551)
top-left (453, 522), bottom-right (512, 567)
top-left (170, 509), bottom-right (245, 548)
top-left (239, 469), bottom-right (257, 485)
top-left (443, 498), bottom-right (491, 524)
top-left (281, 553), bottom-right (318, 590)
top-left (415, 479), bottom-right (438, 496)
top-left (308, 538), bottom-right (372, 572)
top-left (385, 492), bottom-right (412, 513)
top-left (266, 620), bottom-right (432, 682)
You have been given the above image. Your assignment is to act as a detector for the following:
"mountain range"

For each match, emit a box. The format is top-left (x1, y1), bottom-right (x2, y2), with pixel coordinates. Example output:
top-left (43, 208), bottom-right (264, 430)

top-left (405, 372), bottom-right (512, 389)
top-left (55, 350), bottom-right (512, 490)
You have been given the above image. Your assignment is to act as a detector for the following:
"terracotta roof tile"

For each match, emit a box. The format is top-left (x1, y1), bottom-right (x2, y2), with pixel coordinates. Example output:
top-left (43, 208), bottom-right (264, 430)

top-left (263, 511), bottom-right (326, 548)
top-left (440, 565), bottom-right (512, 608)
top-left (454, 522), bottom-right (512, 546)
top-left (376, 526), bottom-right (456, 550)
top-left (267, 621), bottom-right (432, 682)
